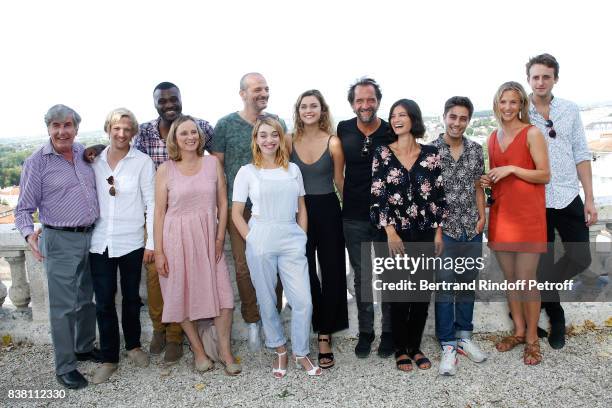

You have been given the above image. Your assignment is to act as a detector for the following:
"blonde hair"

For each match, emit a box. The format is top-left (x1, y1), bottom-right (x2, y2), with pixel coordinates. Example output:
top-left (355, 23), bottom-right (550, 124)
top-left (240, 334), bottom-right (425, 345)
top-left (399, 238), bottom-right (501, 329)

top-left (251, 117), bottom-right (289, 169)
top-left (292, 89), bottom-right (334, 142)
top-left (103, 107), bottom-right (139, 134)
top-left (493, 81), bottom-right (531, 125)
top-left (166, 115), bottom-right (205, 161)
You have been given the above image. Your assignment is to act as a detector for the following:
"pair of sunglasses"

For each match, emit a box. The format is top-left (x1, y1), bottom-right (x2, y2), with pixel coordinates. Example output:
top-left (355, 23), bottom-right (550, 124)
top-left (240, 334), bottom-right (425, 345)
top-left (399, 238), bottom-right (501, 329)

top-left (107, 176), bottom-right (117, 196)
top-left (361, 136), bottom-right (372, 157)
top-left (545, 119), bottom-right (556, 138)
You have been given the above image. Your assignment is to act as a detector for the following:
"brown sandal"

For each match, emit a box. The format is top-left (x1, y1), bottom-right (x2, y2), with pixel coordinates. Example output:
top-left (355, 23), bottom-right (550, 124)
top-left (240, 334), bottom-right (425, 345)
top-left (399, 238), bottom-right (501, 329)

top-left (523, 340), bottom-right (542, 365)
top-left (495, 335), bottom-right (525, 352)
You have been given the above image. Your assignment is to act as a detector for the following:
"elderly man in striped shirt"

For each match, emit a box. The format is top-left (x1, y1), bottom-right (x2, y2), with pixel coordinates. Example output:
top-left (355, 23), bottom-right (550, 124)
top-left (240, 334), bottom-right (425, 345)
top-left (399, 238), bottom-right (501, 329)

top-left (15, 104), bottom-right (100, 389)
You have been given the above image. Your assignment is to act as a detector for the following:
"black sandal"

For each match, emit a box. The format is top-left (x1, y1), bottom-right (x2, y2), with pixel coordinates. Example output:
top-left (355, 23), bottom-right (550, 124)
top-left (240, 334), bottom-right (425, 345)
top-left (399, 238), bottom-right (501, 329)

top-left (317, 335), bottom-right (335, 369)
top-left (394, 349), bottom-right (413, 372)
top-left (408, 349), bottom-right (431, 370)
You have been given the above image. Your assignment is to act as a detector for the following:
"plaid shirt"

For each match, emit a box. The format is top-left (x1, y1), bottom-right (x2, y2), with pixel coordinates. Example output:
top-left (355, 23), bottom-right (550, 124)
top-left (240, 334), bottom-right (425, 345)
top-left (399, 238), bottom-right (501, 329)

top-left (134, 117), bottom-right (214, 169)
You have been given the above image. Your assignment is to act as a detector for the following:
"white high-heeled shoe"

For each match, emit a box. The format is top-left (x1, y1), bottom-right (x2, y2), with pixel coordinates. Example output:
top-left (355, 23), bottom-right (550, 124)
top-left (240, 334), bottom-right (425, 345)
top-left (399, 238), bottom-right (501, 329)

top-left (272, 351), bottom-right (288, 379)
top-left (294, 355), bottom-right (322, 376)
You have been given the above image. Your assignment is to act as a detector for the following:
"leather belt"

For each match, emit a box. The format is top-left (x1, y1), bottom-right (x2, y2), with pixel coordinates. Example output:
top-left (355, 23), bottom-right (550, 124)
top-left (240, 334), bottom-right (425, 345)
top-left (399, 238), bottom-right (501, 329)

top-left (44, 224), bottom-right (95, 233)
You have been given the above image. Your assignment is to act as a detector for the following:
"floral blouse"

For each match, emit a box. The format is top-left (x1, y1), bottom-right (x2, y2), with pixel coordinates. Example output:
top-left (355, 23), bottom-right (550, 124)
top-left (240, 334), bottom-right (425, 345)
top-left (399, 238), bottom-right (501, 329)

top-left (370, 144), bottom-right (447, 232)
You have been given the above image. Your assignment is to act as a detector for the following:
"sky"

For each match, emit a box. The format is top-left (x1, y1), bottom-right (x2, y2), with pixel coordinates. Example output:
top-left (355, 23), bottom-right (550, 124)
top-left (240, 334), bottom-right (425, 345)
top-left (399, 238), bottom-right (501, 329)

top-left (1, 0), bottom-right (611, 139)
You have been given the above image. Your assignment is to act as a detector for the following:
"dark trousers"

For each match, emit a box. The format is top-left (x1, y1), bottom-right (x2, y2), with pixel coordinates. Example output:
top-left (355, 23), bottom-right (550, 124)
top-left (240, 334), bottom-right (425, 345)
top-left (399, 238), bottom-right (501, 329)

top-left (90, 248), bottom-right (144, 363)
top-left (537, 196), bottom-right (591, 315)
top-left (388, 228), bottom-right (435, 352)
top-left (305, 193), bottom-right (349, 334)
top-left (343, 219), bottom-right (392, 334)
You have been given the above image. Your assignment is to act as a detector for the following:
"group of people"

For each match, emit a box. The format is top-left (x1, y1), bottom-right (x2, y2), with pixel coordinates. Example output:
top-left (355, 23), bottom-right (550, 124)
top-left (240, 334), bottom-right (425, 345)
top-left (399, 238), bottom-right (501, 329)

top-left (14, 53), bottom-right (597, 389)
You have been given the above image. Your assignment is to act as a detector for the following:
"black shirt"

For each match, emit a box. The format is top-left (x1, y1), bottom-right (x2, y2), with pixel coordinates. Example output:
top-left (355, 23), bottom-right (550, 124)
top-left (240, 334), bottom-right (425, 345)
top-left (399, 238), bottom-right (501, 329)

top-left (337, 117), bottom-right (391, 221)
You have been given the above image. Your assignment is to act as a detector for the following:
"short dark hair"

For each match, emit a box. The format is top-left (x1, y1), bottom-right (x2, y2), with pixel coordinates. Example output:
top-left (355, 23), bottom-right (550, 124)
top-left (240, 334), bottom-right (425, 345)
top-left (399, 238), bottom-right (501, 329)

top-left (347, 77), bottom-right (382, 104)
top-left (443, 96), bottom-right (474, 119)
top-left (388, 99), bottom-right (426, 139)
top-left (153, 82), bottom-right (180, 93)
top-left (526, 53), bottom-right (559, 79)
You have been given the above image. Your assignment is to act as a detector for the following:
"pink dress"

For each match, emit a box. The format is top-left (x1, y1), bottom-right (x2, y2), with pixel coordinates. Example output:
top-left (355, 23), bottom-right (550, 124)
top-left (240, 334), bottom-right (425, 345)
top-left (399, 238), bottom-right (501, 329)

top-left (160, 156), bottom-right (234, 322)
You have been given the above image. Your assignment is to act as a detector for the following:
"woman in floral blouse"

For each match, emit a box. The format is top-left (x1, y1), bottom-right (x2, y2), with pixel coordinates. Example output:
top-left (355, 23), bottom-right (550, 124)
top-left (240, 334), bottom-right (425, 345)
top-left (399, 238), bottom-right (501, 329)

top-left (370, 99), bottom-right (446, 373)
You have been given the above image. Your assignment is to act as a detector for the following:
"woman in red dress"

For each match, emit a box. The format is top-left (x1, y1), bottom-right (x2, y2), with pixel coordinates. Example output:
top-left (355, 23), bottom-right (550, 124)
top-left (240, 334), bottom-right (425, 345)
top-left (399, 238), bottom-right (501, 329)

top-left (481, 81), bottom-right (550, 365)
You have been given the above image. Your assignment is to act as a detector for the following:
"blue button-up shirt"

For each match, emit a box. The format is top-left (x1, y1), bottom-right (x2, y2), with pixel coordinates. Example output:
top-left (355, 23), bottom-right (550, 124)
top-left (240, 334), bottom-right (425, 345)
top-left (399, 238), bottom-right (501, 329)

top-left (528, 96), bottom-right (591, 209)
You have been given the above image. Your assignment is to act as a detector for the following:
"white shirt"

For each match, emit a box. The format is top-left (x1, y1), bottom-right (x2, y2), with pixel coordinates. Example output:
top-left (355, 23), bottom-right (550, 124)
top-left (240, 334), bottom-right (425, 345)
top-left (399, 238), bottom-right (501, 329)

top-left (529, 96), bottom-right (591, 209)
top-left (232, 163), bottom-right (305, 216)
top-left (90, 146), bottom-right (156, 257)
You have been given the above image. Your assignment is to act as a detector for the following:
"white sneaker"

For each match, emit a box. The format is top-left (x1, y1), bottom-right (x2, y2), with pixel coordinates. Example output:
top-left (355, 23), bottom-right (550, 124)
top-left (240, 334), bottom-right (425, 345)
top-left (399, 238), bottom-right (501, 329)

top-left (457, 338), bottom-right (487, 363)
top-left (247, 322), bottom-right (262, 352)
top-left (438, 345), bottom-right (457, 376)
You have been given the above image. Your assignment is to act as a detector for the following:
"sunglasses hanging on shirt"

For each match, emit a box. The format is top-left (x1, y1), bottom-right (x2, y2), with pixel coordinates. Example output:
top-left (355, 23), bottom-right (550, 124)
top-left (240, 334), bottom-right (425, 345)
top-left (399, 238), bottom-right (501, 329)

top-left (545, 119), bottom-right (556, 138)
top-left (107, 176), bottom-right (117, 196)
top-left (361, 136), bottom-right (372, 157)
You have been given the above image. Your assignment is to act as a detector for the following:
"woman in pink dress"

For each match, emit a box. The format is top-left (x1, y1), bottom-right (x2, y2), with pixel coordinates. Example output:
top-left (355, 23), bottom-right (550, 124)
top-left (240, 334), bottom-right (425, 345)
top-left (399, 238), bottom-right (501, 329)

top-left (154, 115), bottom-right (240, 375)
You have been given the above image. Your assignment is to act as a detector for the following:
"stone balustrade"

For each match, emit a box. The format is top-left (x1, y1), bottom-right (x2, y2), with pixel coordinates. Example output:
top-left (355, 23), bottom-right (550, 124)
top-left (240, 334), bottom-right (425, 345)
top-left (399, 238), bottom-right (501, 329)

top-left (1, 221), bottom-right (611, 345)
top-left (0, 224), bottom-right (48, 322)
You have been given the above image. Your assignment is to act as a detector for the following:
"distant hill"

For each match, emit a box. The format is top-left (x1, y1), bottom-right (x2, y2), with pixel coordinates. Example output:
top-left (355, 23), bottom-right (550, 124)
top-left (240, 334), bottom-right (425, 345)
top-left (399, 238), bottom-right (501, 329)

top-left (472, 110), bottom-right (494, 118)
top-left (0, 131), bottom-right (107, 188)
top-left (0, 130), bottom-right (106, 146)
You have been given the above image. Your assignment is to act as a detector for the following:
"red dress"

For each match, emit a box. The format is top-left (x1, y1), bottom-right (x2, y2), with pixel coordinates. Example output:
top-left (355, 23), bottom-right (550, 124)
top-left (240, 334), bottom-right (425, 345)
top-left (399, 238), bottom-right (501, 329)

top-left (487, 125), bottom-right (546, 253)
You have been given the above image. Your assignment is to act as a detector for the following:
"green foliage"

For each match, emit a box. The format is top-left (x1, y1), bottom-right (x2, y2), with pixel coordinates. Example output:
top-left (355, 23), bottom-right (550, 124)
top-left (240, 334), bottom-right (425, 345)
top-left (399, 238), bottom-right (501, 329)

top-left (0, 133), bottom-right (107, 188)
top-left (0, 146), bottom-right (31, 188)
top-left (483, 142), bottom-right (490, 172)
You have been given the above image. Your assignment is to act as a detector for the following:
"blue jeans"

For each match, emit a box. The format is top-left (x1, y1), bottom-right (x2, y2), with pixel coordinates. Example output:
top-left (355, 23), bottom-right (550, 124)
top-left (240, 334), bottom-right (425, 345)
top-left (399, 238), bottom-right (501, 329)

top-left (435, 232), bottom-right (482, 347)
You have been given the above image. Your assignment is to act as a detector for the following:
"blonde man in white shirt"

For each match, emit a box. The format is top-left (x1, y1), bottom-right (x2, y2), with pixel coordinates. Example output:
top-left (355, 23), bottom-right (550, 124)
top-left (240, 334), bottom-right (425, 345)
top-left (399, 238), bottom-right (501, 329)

top-left (89, 108), bottom-right (156, 383)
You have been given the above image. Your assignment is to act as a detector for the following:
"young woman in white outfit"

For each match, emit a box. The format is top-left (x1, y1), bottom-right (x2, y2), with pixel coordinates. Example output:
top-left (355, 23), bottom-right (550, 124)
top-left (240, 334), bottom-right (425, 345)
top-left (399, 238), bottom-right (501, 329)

top-left (232, 117), bottom-right (321, 378)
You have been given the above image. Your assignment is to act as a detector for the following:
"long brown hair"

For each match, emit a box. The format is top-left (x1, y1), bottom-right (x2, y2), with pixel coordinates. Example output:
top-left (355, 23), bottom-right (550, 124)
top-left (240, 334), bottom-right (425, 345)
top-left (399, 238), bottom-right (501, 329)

top-left (292, 89), bottom-right (334, 142)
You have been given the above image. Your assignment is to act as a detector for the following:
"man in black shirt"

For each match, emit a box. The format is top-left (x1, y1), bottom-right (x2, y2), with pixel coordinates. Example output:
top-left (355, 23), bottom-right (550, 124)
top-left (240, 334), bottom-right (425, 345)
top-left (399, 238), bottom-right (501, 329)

top-left (337, 77), bottom-right (393, 358)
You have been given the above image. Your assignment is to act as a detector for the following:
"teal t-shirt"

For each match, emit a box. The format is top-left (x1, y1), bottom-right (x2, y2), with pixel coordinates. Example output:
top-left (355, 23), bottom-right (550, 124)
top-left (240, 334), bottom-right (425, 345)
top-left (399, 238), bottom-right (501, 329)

top-left (212, 112), bottom-right (286, 205)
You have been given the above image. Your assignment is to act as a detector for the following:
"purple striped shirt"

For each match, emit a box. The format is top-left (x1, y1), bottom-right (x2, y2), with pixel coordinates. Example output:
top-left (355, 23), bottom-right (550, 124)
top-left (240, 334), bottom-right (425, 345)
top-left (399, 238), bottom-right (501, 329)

top-left (15, 141), bottom-right (99, 239)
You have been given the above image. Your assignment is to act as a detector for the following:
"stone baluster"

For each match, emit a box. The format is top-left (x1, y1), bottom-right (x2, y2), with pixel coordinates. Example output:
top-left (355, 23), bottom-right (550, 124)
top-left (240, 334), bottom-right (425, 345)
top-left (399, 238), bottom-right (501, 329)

top-left (24, 251), bottom-right (48, 322)
top-left (0, 277), bottom-right (7, 307)
top-left (6, 251), bottom-right (30, 309)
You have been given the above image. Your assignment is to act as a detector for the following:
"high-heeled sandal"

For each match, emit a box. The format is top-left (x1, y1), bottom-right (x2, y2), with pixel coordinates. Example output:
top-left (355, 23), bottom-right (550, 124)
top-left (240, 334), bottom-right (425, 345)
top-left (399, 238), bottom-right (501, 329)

top-left (272, 351), bottom-right (288, 379)
top-left (294, 355), bottom-right (322, 376)
top-left (317, 335), bottom-right (335, 369)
